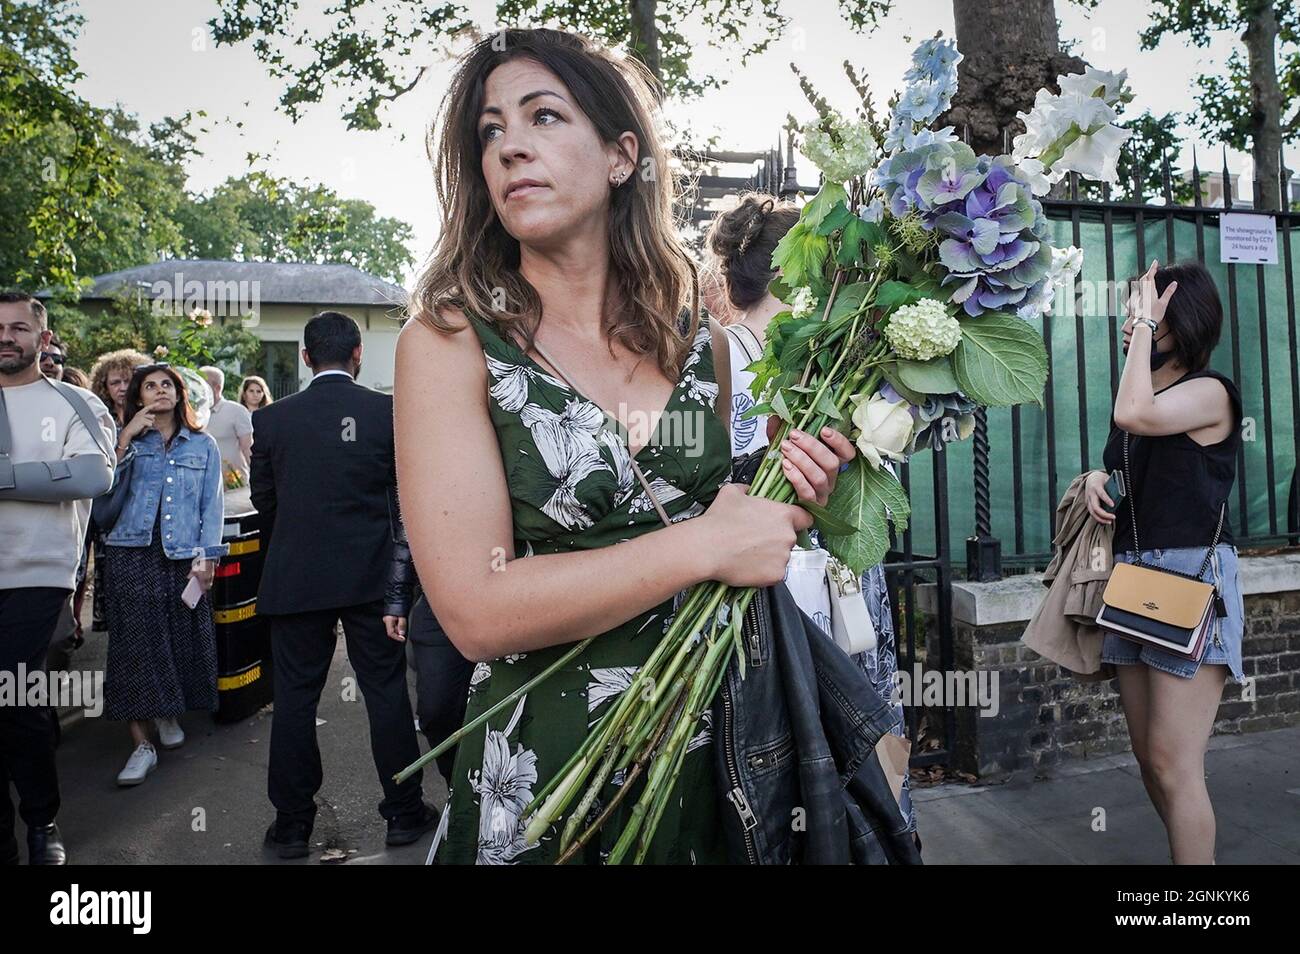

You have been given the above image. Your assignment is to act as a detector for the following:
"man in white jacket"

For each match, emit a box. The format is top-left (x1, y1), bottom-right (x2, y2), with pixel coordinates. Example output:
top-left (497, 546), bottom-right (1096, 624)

top-left (0, 291), bottom-right (115, 865)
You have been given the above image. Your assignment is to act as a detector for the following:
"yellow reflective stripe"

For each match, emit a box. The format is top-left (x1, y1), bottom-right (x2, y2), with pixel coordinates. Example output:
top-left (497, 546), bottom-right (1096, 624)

top-left (218, 664), bottom-right (262, 691)
top-left (214, 601), bottom-right (257, 624)
top-left (227, 539), bottom-right (260, 556)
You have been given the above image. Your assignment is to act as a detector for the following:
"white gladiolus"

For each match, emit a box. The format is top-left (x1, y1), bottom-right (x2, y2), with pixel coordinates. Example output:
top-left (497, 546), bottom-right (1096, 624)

top-left (1012, 69), bottom-right (1133, 186)
top-left (850, 393), bottom-right (914, 469)
top-left (1057, 67), bottom-right (1131, 108)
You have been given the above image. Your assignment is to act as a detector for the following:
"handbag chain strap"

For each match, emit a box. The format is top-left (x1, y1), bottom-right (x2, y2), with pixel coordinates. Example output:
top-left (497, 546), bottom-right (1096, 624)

top-left (1122, 429), bottom-right (1225, 580)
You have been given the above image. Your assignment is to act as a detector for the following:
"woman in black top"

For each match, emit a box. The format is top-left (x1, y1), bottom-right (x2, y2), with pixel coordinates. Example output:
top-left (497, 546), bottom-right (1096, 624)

top-left (1084, 259), bottom-right (1243, 865)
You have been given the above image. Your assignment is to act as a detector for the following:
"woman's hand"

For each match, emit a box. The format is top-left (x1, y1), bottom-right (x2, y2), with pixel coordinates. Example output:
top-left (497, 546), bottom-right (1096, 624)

top-left (189, 558), bottom-right (216, 593)
top-left (1084, 470), bottom-right (1116, 525)
top-left (766, 418), bottom-right (857, 506)
top-left (1130, 259), bottom-right (1179, 328)
top-left (122, 400), bottom-right (165, 440)
top-left (695, 483), bottom-right (815, 587)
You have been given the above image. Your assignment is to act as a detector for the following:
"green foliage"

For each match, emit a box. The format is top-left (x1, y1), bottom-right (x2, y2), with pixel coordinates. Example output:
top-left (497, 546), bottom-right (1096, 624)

top-left (0, 1), bottom-right (122, 292)
top-left (51, 293), bottom-right (261, 381)
top-left (176, 172), bottom-right (414, 284)
top-left (1141, 2), bottom-right (1300, 153)
top-left (822, 454), bottom-right (911, 575)
top-left (952, 311), bottom-right (1049, 408)
top-left (210, 0), bottom-right (790, 129)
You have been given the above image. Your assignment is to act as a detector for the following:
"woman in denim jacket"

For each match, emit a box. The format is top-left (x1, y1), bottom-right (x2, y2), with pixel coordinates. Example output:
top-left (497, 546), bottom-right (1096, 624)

top-left (104, 364), bottom-right (228, 786)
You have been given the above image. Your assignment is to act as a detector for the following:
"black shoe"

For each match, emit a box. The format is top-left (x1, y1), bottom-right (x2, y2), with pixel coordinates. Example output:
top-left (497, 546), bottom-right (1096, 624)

top-left (263, 820), bottom-right (310, 860)
top-left (27, 822), bottom-right (67, 865)
top-left (385, 802), bottom-right (439, 847)
top-left (1, 833), bottom-right (18, 865)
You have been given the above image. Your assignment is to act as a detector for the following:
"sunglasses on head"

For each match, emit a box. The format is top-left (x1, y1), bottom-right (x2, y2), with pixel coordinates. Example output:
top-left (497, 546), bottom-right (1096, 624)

top-left (41, 352), bottom-right (66, 365)
top-left (134, 362), bottom-right (172, 375)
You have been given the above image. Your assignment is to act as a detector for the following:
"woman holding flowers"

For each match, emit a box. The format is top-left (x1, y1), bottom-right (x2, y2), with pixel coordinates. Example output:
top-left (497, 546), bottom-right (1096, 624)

top-left (395, 28), bottom-right (854, 864)
top-left (707, 192), bottom-right (918, 837)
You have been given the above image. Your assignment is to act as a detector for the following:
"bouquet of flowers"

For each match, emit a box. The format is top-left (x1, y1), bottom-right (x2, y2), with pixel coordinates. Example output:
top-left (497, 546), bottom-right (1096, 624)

top-left (403, 35), bottom-right (1130, 863)
top-left (223, 463), bottom-right (246, 491)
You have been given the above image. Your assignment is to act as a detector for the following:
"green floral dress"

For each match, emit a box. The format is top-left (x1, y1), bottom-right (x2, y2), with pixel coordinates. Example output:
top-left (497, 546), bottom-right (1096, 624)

top-left (430, 314), bottom-right (732, 865)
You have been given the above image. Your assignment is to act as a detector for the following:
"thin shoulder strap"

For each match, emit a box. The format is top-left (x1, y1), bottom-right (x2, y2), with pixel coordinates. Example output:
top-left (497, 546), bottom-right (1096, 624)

top-left (528, 337), bottom-right (674, 529)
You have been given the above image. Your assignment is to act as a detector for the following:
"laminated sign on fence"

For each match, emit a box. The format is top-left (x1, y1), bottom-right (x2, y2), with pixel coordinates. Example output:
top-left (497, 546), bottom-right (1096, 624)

top-left (1220, 212), bottom-right (1278, 265)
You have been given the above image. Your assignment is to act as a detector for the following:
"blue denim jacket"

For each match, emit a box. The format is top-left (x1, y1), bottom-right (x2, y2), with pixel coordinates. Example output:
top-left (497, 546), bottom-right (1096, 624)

top-left (105, 427), bottom-right (229, 561)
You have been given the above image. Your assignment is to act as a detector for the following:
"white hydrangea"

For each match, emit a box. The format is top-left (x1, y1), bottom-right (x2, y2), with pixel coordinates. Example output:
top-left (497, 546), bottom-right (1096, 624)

top-left (883, 298), bottom-right (962, 361)
top-left (790, 286), bottom-right (816, 319)
top-left (801, 111), bottom-right (879, 185)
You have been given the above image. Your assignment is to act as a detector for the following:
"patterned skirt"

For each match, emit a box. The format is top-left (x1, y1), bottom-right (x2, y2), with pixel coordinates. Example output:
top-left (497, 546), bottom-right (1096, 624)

top-left (104, 529), bottom-right (218, 722)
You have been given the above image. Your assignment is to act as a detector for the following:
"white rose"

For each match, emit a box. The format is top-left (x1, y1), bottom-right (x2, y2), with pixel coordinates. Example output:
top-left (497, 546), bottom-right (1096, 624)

top-left (850, 393), bottom-right (914, 468)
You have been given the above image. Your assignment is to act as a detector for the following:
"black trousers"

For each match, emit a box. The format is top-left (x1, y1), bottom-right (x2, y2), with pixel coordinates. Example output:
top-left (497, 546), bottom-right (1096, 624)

top-left (406, 596), bottom-right (473, 785)
top-left (0, 587), bottom-right (68, 834)
top-left (267, 600), bottom-right (423, 826)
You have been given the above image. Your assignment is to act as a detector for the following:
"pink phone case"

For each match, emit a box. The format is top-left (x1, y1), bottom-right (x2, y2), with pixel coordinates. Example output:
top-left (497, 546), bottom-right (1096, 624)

top-left (181, 576), bottom-right (203, 609)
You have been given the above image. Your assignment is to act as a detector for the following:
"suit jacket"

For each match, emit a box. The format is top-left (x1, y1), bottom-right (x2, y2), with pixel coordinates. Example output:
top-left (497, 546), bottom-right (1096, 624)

top-left (250, 373), bottom-right (396, 615)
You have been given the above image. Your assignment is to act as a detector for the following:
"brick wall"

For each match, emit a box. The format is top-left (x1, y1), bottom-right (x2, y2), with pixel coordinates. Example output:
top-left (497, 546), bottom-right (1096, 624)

top-left (921, 562), bottom-right (1300, 778)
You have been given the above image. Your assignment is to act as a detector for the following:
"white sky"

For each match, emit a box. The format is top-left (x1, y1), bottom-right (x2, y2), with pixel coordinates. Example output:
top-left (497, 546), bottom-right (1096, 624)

top-left (70, 0), bottom-right (1265, 285)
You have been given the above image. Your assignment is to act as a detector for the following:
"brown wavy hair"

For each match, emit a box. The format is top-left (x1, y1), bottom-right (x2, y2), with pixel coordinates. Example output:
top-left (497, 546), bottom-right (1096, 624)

top-left (410, 28), bottom-right (700, 379)
top-left (707, 192), bottom-right (800, 311)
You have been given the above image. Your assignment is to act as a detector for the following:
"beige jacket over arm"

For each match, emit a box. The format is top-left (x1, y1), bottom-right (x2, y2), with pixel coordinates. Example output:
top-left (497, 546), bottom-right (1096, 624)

top-left (1021, 471), bottom-right (1116, 680)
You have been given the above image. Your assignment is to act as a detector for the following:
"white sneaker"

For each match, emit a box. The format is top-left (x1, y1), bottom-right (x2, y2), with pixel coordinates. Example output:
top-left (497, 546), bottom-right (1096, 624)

top-left (156, 717), bottom-right (185, 750)
top-left (117, 742), bottom-right (157, 786)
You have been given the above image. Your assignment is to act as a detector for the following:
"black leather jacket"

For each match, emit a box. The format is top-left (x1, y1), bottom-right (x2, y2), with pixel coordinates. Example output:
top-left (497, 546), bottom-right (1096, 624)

top-left (384, 488), bottom-right (419, 618)
top-left (711, 451), bottom-right (922, 865)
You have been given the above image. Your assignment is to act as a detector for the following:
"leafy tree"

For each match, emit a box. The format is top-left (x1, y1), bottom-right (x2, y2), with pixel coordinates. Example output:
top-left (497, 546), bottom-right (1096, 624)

top-left (208, 0), bottom-right (789, 130)
top-left (175, 172), bottom-right (415, 284)
top-left (0, 0), bottom-right (122, 291)
top-left (1142, 0), bottom-right (1298, 210)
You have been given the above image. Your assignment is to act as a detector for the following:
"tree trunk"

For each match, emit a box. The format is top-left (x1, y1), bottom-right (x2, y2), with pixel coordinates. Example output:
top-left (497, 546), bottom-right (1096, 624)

top-left (941, 0), bottom-right (1086, 156)
top-left (1243, 0), bottom-right (1282, 210)
top-left (628, 0), bottom-right (662, 90)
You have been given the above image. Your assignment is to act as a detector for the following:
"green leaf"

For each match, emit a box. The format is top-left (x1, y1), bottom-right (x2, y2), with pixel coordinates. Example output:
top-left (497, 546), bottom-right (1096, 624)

top-left (828, 282), bottom-right (872, 323)
top-left (952, 311), bottom-right (1049, 408)
top-left (875, 280), bottom-right (923, 315)
top-left (835, 216), bottom-right (874, 267)
top-left (814, 201), bottom-right (855, 237)
top-left (801, 499), bottom-right (858, 537)
top-left (741, 402), bottom-right (773, 419)
top-left (770, 388), bottom-right (794, 423)
top-left (895, 356), bottom-right (961, 396)
top-left (814, 389), bottom-right (843, 421)
top-left (878, 362), bottom-right (928, 405)
top-left (771, 222), bottom-right (829, 289)
top-left (821, 458), bottom-right (912, 575)
top-left (801, 182), bottom-right (847, 231)
top-left (768, 275), bottom-right (793, 304)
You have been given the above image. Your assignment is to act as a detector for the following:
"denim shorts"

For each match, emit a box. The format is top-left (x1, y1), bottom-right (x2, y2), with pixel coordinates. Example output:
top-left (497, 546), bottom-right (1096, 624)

top-left (1101, 544), bottom-right (1245, 684)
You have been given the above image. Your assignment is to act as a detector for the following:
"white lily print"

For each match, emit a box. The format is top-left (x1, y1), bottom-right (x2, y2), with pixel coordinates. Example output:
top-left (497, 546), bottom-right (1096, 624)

top-left (470, 662), bottom-right (492, 691)
top-left (686, 710), bottom-right (713, 754)
top-left (485, 354), bottom-right (566, 413)
top-left (470, 695), bottom-right (540, 865)
top-left (586, 666), bottom-right (640, 720)
top-left (520, 398), bottom-right (607, 462)
top-left (535, 440), bottom-right (608, 530)
top-left (599, 430), bottom-right (637, 504)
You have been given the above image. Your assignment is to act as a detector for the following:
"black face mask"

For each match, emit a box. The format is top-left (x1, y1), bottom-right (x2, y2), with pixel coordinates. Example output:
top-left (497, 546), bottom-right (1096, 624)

top-left (1123, 331), bottom-right (1173, 370)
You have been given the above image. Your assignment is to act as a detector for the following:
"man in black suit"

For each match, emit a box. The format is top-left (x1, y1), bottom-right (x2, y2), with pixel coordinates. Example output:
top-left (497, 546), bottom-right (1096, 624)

top-left (251, 311), bottom-right (434, 859)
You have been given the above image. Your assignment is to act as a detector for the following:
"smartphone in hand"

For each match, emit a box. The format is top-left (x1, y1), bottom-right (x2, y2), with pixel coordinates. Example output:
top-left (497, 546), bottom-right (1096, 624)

top-left (181, 575), bottom-right (203, 609)
top-left (1101, 469), bottom-right (1127, 514)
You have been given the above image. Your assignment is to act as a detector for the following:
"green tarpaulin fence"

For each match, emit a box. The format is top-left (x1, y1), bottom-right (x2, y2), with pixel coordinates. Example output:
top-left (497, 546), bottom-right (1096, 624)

top-left (903, 207), bottom-right (1300, 568)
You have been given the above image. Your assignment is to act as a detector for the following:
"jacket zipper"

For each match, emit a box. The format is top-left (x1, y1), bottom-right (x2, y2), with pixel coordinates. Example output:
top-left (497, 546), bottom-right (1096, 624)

top-left (745, 593), bottom-right (765, 669)
top-left (721, 674), bottom-right (759, 864)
